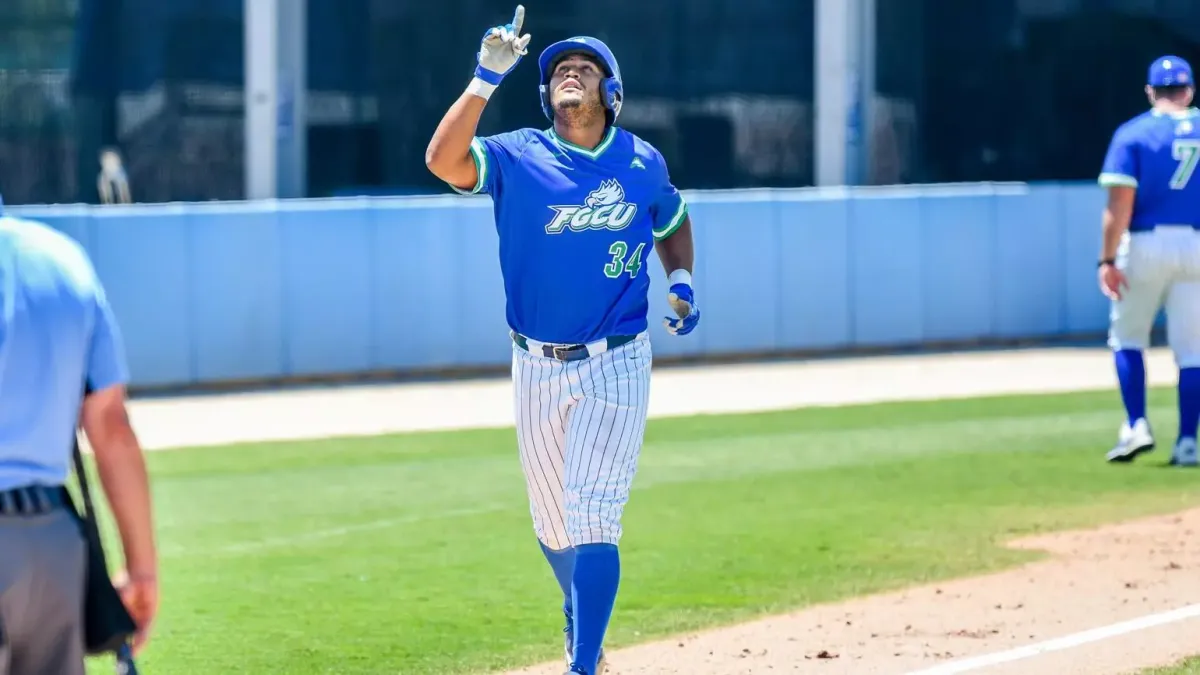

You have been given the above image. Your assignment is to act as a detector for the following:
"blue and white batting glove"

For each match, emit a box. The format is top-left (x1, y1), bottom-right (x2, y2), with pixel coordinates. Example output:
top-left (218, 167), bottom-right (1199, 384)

top-left (472, 5), bottom-right (532, 94)
top-left (664, 282), bottom-right (700, 336)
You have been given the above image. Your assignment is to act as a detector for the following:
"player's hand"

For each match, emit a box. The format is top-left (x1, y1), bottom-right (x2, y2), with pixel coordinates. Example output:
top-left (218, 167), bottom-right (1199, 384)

top-left (664, 283), bottom-right (700, 336)
top-left (114, 570), bottom-right (159, 656)
top-left (475, 5), bottom-right (532, 86)
top-left (1098, 263), bottom-right (1128, 301)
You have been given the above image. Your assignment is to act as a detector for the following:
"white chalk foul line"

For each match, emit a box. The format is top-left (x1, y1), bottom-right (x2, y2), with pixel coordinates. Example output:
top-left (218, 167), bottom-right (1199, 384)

top-left (905, 603), bottom-right (1200, 674)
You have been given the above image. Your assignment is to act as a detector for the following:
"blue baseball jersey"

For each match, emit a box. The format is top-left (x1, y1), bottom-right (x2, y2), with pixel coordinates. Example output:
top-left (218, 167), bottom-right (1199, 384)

top-left (0, 215), bottom-right (129, 491)
top-left (1100, 107), bottom-right (1200, 231)
top-left (450, 126), bottom-right (688, 344)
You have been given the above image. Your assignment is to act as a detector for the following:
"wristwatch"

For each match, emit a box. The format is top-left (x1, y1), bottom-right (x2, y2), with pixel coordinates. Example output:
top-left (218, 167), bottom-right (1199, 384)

top-left (1098, 258), bottom-right (1116, 268)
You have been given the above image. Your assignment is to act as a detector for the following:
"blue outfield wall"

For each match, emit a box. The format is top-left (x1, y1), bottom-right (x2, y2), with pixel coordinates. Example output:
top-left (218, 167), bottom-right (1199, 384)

top-left (9, 181), bottom-right (1109, 389)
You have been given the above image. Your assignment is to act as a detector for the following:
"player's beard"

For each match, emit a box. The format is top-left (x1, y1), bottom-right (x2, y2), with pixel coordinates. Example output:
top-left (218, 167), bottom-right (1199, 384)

top-left (554, 91), bottom-right (606, 129)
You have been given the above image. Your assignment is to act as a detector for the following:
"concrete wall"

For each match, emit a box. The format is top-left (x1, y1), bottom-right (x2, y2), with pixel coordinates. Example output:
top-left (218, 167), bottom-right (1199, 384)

top-left (9, 181), bottom-right (1109, 389)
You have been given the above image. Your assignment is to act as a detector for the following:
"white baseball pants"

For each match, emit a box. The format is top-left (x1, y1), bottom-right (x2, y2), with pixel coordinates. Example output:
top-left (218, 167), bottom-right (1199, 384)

top-left (511, 334), bottom-right (651, 550)
top-left (1109, 226), bottom-right (1200, 367)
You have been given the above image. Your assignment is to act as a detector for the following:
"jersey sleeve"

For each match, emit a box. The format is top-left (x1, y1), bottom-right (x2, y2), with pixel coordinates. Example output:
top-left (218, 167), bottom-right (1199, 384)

top-left (449, 131), bottom-right (528, 196)
top-left (86, 279), bottom-right (130, 392)
top-left (1098, 128), bottom-right (1139, 188)
top-left (649, 154), bottom-right (689, 241)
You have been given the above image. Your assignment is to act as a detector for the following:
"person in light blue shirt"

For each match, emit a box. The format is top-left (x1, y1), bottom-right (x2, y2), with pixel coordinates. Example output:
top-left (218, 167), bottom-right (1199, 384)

top-left (0, 203), bottom-right (158, 673)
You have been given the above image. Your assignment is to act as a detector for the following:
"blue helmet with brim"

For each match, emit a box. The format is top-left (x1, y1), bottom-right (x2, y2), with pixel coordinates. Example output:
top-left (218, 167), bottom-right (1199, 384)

top-left (537, 36), bottom-right (623, 123)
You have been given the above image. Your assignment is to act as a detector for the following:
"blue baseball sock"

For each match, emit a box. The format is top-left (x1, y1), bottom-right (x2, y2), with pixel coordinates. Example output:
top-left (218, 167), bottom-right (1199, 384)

top-left (1178, 368), bottom-right (1200, 440)
top-left (539, 541), bottom-right (576, 619)
top-left (1115, 349), bottom-right (1147, 425)
top-left (570, 543), bottom-right (620, 674)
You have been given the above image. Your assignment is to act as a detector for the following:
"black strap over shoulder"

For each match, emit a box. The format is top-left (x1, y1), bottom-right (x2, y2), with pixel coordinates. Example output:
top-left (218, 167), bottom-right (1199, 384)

top-left (70, 381), bottom-right (139, 672)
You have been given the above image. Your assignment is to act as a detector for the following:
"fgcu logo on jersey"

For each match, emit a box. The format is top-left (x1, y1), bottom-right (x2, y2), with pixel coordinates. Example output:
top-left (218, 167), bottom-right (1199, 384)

top-left (545, 179), bottom-right (638, 234)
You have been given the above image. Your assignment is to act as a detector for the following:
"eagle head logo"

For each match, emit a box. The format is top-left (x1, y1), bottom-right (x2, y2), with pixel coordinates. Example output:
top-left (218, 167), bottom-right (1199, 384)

top-left (585, 180), bottom-right (624, 208)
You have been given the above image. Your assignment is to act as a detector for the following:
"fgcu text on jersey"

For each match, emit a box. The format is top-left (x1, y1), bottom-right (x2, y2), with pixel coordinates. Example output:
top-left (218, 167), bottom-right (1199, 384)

top-left (451, 127), bottom-right (688, 345)
top-left (546, 179), bottom-right (638, 234)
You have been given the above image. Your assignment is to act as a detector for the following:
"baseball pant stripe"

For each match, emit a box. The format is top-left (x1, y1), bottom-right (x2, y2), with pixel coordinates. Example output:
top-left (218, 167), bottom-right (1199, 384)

top-left (605, 348), bottom-right (641, 541)
top-left (580, 356), bottom-right (606, 538)
top-left (535, 358), bottom-right (565, 495)
top-left (544, 358), bottom-right (571, 548)
top-left (597, 351), bottom-right (634, 541)
top-left (601, 362), bottom-right (627, 546)
top-left (542, 359), bottom-right (570, 543)
top-left (607, 346), bottom-right (646, 539)
top-left (612, 348), bottom-right (649, 536)
top-left (572, 360), bottom-right (610, 543)
top-left (514, 348), bottom-right (570, 549)
top-left (571, 339), bottom-right (650, 545)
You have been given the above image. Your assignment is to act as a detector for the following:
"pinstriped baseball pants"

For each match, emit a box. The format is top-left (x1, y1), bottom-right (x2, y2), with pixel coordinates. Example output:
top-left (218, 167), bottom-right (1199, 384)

top-left (511, 336), bottom-right (652, 549)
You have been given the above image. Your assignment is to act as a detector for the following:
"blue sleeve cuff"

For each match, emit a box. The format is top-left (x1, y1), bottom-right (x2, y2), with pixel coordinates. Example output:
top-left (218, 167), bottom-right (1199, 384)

top-left (449, 138), bottom-right (489, 195)
top-left (653, 198), bottom-right (688, 241)
top-left (1099, 172), bottom-right (1138, 188)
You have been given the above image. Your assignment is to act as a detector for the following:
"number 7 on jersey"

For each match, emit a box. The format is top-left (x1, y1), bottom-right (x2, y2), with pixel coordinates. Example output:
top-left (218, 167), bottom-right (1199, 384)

top-left (1171, 139), bottom-right (1200, 189)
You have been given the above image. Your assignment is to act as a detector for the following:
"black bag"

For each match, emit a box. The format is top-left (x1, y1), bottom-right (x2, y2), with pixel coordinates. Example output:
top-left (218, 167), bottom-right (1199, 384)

top-left (66, 433), bottom-right (140, 667)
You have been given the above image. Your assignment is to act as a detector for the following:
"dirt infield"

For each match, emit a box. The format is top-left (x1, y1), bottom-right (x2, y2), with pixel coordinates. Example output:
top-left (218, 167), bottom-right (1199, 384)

top-left (505, 508), bottom-right (1200, 675)
top-left (126, 345), bottom-right (1199, 674)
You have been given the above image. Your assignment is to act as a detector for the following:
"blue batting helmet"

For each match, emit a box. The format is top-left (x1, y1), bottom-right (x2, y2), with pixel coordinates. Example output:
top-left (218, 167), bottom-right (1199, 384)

top-left (537, 36), bottom-right (623, 123)
top-left (1148, 55), bottom-right (1193, 87)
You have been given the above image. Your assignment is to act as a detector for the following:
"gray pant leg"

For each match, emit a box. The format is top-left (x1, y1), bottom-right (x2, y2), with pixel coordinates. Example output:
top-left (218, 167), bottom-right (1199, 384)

top-left (0, 510), bottom-right (87, 675)
top-left (0, 614), bottom-right (8, 675)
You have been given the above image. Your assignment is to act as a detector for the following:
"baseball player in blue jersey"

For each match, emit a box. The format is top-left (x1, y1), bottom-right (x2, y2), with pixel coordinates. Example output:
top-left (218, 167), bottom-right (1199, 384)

top-left (1100, 55), bottom-right (1200, 467)
top-left (425, 7), bottom-right (697, 674)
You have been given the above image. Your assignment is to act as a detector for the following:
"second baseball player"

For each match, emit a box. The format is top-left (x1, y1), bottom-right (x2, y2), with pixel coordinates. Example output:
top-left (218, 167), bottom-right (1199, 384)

top-left (1100, 55), bottom-right (1200, 467)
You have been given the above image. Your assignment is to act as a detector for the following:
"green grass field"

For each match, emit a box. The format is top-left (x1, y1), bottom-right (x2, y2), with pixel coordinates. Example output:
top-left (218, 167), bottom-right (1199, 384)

top-left (80, 385), bottom-right (1200, 675)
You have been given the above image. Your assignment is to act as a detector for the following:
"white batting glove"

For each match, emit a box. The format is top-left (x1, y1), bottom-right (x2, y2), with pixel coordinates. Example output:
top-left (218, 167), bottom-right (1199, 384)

top-left (664, 282), bottom-right (700, 336)
top-left (474, 5), bottom-right (532, 88)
